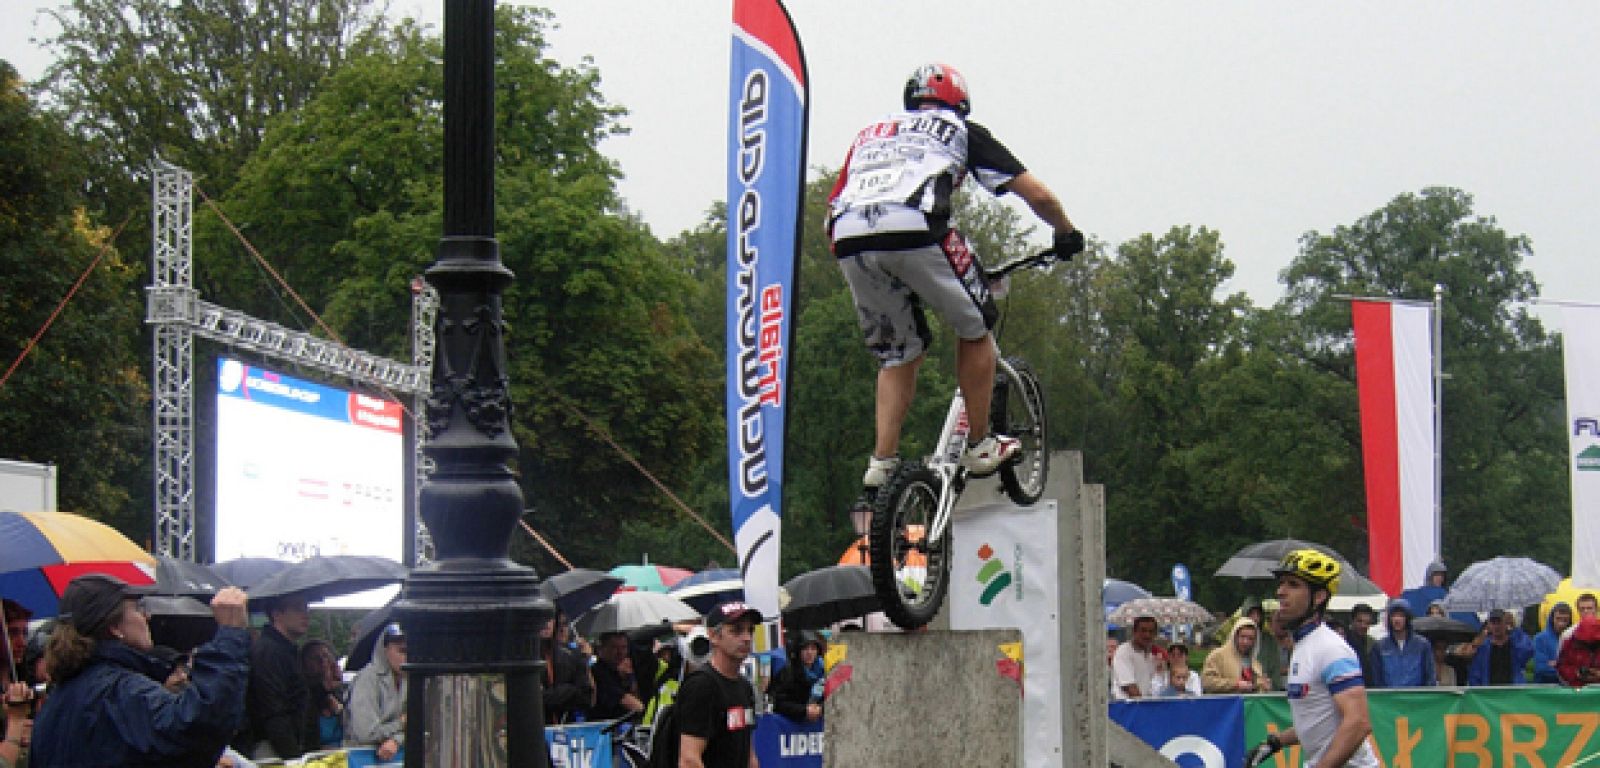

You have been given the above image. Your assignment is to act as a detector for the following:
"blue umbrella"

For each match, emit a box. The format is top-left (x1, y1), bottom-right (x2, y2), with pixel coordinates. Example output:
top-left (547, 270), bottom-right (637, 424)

top-left (1103, 578), bottom-right (1151, 607)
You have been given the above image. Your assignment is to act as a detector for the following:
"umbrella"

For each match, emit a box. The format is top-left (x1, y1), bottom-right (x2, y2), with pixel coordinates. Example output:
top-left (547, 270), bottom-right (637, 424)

top-left (1104, 579), bottom-right (1152, 606)
top-left (669, 568), bottom-right (744, 613)
top-left (1442, 556), bottom-right (1562, 612)
top-left (781, 565), bottom-right (880, 629)
top-left (539, 568), bottom-right (625, 619)
top-left (1107, 597), bottom-right (1215, 628)
top-left (1214, 538), bottom-right (1387, 596)
top-left (144, 595), bottom-right (218, 652)
top-left (575, 591), bottom-right (699, 637)
top-left (345, 598), bottom-right (399, 673)
top-left (246, 555), bottom-right (407, 604)
top-left (1413, 615), bottom-right (1479, 646)
top-left (0, 510), bottom-right (158, 616)
top-left (608, 563), bottom-right (694, 594)
top-left (211, 557), bottom-right (292, 590)
top-left (145, 555), bottom-right (231, 598)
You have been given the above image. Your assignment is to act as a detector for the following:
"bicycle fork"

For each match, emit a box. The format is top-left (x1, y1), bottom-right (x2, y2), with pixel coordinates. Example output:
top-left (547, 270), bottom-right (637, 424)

top-left (926, 390), bottom-right (970, 546)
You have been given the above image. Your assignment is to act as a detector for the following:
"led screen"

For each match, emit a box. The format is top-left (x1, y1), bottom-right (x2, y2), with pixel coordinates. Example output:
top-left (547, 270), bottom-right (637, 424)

top-left (214, 357), bottom-right (405, 607)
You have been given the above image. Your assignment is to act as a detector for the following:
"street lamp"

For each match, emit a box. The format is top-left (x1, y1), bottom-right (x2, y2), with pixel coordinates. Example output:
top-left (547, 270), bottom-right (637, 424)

top-left (849, 499), bottom-right (872, 563)
top-left (394, 2), bottom-right (552, 766)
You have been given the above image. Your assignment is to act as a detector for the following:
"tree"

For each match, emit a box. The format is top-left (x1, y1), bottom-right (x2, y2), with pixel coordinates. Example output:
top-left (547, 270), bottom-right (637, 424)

top-left (1278, 187), bottom-right (1568, 573)
top-left (209, 9), bottom-right (719, 573)
top-left (0, 60), bottom-right (148, 535)
top-left (38, 0), bottom-right (383, 209)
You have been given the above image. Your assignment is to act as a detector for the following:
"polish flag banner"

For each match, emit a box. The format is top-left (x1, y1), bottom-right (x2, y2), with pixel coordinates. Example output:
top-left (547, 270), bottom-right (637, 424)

top-left (1352, 300), bottom-right (1436, 596)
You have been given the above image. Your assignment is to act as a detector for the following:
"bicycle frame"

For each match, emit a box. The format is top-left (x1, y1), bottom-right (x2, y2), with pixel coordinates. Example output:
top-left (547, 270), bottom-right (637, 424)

top-left (923, 338), bottom-right (1024, 546)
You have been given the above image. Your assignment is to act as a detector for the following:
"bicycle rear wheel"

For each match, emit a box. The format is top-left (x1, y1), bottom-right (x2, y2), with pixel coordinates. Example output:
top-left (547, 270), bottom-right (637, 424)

top-left (994, 357), bottom-right (1049, 505)
top-left (868, 463), bottom-right (950, 630)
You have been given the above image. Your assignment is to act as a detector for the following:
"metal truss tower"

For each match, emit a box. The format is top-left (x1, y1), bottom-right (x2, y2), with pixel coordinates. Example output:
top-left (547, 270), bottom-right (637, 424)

top-left (147, 161), bottom-right (433, 560)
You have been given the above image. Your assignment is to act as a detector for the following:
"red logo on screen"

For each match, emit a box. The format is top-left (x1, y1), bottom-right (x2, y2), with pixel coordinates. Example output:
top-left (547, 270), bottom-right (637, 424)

top-left (349, 394), bottom-right (403, 433)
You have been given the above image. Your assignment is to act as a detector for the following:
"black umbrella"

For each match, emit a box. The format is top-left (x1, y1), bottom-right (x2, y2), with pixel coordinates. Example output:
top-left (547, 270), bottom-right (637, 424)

top-left (539, 568), bottom-right (624, 620)
top-left (1214, 538), bottom-right (1386, 596)
top-left (246, 555), bottom-right (407, 605)
top-left (150, 556), bottom-right (231, 598)
top-left (211, 557), bottom-right (292, 591)
top-left (144, 595), bottom-right (217, 652)
top-left (345, 598), bottom-right (399, 672)
top-left (1413, 615), bottom-right (1479, 646)
top-left (781, 565), bottom-right (880, 629)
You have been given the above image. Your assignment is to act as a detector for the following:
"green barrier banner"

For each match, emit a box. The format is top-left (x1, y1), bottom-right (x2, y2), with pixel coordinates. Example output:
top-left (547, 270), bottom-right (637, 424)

top-left (1245, 687), bottom-right (1600, 767)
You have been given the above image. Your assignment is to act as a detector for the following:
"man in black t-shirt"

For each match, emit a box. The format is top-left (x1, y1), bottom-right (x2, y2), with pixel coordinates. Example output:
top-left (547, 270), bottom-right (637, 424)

top-left (677, 602), bottom-right (762, 768)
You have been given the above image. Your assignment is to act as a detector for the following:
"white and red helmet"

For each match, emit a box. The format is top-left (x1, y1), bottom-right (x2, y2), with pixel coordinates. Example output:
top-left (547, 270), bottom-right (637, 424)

top-left (903, 62), bottom-right (970, 116)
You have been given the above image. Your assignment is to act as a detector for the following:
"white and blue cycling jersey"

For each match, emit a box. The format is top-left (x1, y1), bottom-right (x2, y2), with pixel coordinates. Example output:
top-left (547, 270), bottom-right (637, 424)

top-left (1284, 622), bottom-right (1379, 767)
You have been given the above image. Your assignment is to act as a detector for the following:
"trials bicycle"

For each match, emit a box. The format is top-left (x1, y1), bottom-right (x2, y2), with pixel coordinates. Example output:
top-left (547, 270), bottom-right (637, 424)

top-left (867, 247), bottom-right (1059, 630)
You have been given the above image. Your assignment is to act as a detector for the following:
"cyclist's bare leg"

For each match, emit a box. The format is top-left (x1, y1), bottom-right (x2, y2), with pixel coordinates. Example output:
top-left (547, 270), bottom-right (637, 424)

top-left (957, 335), bottom-right (995, 443)
top-left (874, 354), bottom-right (924, 459)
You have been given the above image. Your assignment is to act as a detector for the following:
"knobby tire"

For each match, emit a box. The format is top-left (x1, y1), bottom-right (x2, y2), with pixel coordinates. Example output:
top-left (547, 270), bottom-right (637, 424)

top-left (994, 357), bottom-right (1049, 505)
top-left (868, 463), bottom-right (950, 630)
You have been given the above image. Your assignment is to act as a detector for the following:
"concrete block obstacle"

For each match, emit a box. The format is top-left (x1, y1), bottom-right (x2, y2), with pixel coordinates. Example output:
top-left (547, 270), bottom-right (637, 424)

top-left (823, 628), bottom-right (1024, 767)
top-left (824, 452), bottom-right (1173, 767)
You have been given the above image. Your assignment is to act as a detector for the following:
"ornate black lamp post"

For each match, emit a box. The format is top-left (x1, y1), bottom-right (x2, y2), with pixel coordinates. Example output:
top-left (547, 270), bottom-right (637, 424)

top-left (395, 1), bottom-right (552, 765)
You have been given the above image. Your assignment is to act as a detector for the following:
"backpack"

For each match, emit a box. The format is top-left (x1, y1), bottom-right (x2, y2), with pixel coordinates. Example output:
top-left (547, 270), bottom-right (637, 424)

top-left (647, 669), bottom-right (715, 768)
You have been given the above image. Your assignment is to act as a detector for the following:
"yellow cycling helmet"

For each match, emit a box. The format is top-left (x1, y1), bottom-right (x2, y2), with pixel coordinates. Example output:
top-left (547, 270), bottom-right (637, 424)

top-left (1272, 548), bottom-right (1342, 596)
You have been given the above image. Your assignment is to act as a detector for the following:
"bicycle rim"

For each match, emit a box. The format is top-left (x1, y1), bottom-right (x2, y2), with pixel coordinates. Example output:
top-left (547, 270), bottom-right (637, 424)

top-left (868, 464), bottom-right (950, 630)
top-left (996, 357), bottom-right (1049, 505)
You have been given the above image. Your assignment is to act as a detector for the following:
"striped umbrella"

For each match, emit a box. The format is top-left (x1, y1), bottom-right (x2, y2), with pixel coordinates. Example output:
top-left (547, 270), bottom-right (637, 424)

top-left (609, 563), bottom-right (694, 594)
top-left (0, 511), bottom-right (157, 617)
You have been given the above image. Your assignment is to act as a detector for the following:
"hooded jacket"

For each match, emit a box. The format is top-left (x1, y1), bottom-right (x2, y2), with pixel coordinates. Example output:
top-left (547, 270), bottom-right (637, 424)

top-left (770, 631), bottom-right (828, 723)
top-left (1201, 617), bottom-right (1268, 694)
top-left (1534, 603), bottom-right (1571, 684)
top-left (1558, 617), bottom-right (1600, 687)
top-left (30, 627), bottom-right (250, 768)
top-left (1369, 598), bottom-right (1435, 687)
top-left (1467, 620), bottom-right (1534, 686)
top-left (343, 639), bottom-right (406, 749)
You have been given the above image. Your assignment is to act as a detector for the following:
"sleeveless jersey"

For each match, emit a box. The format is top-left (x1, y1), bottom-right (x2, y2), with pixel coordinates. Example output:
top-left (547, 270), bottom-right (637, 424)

top-left (1285, 622), bottom-right (1379, 767)
top-left (827, 107), bottom-right (1025, 255)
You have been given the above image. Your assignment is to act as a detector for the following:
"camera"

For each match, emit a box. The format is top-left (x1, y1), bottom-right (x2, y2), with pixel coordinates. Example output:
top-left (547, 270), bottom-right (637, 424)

top-left (680, 626), bottom-right (712, 668)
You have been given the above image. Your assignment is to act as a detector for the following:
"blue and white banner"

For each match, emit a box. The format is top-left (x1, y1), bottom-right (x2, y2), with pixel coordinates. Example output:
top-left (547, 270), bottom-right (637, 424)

top-left (726, 0), bottom-right (808, 622)
top-left (753, 714), bottom-right (825, 767)
top-left (1110, 697), bottom-right (1245, 768)
top-left (1564, 305), bottom-right (1600, 587)
top-left (545, 722), bottom-right (613, 768)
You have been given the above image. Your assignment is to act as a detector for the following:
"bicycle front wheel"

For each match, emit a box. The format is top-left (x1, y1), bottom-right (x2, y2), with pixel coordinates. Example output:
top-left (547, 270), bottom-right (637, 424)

top-left (994, 357), bottom-right (1049, 505)
top-left (869, 463), bottom-right (950, 630)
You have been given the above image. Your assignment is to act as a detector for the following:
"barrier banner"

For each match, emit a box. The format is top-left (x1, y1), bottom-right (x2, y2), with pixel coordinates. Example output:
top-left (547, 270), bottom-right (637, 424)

top-left (1255, 687), bottom-right (1600, 766)
top-left (753, 713), bottom-right (825, 767)
top-left (725, 0), bottom-right (809, 626)
top-left (545, 722), bottom-right (613, 768)
top-left (1111, 698), bottom-right (1243, 767)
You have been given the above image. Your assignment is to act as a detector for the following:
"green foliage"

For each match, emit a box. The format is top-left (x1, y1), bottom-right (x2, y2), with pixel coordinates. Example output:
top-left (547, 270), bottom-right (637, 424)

top-left (0, 60), bottom-right (148, 535)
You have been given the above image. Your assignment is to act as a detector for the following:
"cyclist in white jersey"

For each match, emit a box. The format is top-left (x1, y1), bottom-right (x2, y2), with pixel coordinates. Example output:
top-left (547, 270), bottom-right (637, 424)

top-left (1247, 549), bottom-right (1377, 768)
top-left (827, 62), bottom-right (1084, 492)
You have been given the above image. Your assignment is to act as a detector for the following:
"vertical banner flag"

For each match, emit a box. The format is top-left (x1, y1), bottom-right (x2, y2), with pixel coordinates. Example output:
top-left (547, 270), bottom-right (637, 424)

top-left (1563, 306), bottom-right (1600, 587)
top-left (1352, 300), bottom-right (1436, 596)
top-left (727, 0), bottom-right (808, 623)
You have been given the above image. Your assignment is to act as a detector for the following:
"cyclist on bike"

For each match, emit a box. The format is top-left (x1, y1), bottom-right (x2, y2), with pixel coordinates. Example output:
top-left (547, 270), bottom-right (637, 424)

top-left (827, 61), bottom-right (1084, 493)
top-left (1246, 550), bottom-right (1377, 768)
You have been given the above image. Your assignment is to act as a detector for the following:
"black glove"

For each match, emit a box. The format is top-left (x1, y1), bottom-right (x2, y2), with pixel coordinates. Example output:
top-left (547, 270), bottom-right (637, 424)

top-left (1051, 229), bottom-right (1085, 260)
top-left (1245, 734), bottom-right (1282, 767)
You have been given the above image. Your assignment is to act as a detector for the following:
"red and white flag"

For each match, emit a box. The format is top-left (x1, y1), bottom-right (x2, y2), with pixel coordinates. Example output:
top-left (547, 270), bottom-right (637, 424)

top-left (1352, 300), bottom-right (1436, 596)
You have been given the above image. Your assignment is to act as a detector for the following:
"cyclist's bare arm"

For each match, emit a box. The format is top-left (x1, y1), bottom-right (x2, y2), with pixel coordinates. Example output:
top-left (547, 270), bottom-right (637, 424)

top-left (1322, 686), bottom-right (1374, 766)
top-left (1007, 171), bottom-right (1076, 234)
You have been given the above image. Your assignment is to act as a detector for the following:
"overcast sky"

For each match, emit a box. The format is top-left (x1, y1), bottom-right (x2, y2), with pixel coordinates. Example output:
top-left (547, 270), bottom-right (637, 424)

top-left (7, 2), bottom-right (1597, 318)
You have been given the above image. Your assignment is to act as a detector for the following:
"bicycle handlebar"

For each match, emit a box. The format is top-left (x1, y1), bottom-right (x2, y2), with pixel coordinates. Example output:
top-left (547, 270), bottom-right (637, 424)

top-left (984, 248), bottom-right (1064, 280)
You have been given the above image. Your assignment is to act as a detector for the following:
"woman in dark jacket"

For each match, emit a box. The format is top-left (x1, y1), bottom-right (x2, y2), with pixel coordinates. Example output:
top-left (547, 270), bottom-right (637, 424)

top-left (770, 631), bottom-right (827, 723)
top-left (29, 575), bottom-right (251, 768)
